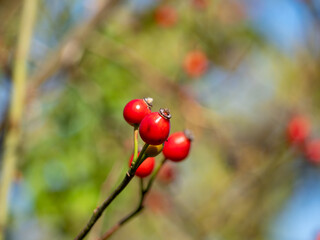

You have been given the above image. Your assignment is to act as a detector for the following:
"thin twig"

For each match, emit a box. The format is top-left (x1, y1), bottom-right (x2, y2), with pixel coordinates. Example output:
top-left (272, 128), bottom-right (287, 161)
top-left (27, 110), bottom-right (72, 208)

top-left (98, 157), bottom-right (167, 240)
top-left (0, 1), bottom-right (38, 239)
top-left (74, 143), bottom-right (149, 240)
top-left (88, 160), bottom-right (123, 240)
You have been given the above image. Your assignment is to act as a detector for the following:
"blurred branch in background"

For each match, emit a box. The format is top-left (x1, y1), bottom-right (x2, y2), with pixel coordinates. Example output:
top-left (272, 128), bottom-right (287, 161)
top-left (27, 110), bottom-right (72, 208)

top-left (0, 0), bottom-right (38, 239)
top-left (26, 0), bottom-right (119, 103)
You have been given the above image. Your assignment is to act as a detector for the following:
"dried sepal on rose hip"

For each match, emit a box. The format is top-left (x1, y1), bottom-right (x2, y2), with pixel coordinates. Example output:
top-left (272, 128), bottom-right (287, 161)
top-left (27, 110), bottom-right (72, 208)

top-left (123, 98), bottom-right (153, 126)
top-left (129, 153), bottom-right (155, 178)
top-left (139, 108), bottom-right (171, 145)
top-left (163, 129), bottom-right (193, 162)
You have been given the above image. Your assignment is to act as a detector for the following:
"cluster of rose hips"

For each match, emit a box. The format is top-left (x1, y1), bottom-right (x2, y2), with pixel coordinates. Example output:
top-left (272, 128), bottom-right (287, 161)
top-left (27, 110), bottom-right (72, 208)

top-left (123, 97), bottom-right (192, 178)
top-left (287, 115), bottom-right (320, 165)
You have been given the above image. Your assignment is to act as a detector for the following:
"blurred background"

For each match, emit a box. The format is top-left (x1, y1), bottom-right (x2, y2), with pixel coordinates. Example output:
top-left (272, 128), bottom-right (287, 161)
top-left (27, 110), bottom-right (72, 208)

top-left (1, 0), bottom-right (320, 239)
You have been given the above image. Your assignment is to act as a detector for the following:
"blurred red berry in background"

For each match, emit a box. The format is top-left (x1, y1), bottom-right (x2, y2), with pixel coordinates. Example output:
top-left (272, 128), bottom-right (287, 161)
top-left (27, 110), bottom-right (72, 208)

top-left (191, 0), bottom-right (208, 9)
top-left (287, 115), bottom-right (310, 145)
top-left (155, 5), bottom-right (177, 27)
top-left (305, 140), bottom-right (320, 165)
top-left (129, 154), bottom-right (155, 178)
top-left (183, 50), bottom-right (208, 78)
top-left (158, 162), bottom-right (177, 184)
top-left (144, 191), bottom-right (171, 214)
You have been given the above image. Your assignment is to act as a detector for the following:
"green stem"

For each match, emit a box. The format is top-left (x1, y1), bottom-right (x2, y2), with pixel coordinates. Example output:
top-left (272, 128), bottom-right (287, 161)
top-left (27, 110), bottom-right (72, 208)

top-left (0, 1), bottom-right (38, 239)
top-left (139, 178), bottom-right (144, 195)
top-left (131, 124), bottom-right (139, 166)
top-left (74, 144), bottom-right (149, 240)
top-left (98, 157), bottom-right (168, 240)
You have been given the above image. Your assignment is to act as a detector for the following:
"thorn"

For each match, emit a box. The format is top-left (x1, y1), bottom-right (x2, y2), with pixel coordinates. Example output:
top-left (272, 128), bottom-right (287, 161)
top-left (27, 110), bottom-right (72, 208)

top-left (126, 171), bottom-right (131, 177)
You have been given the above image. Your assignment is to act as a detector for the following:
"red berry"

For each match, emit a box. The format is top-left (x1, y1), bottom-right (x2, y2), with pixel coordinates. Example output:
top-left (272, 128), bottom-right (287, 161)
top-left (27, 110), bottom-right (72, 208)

top-left (129, 153), bottom-right (155, 178)
top-left (123, 98), bottom-right (153, 125)
top-left (287, 115), bottom-right (310, 145)
top-left (155, 5), bottom-right (177, 27)
top-left (163, 130), bottom-right (193, 162)
top-left (183, 50), bottom-right (208, 78)
top-left (158, 162), bottom-right (176, 184)
top-left (305, 139), bottom-right (320, 165)
top-left (139, 108), bottom-right (171, 145)
top-left (316, 233), bottom-right (320, 240)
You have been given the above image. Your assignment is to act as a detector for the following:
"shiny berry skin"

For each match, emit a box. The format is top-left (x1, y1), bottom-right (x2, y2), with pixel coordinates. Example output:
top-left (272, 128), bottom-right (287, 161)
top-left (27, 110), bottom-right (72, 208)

top-left (145, 144), bottom-right (164, 157)
top-left (183, 50), bottom-right (208, 78)
top-left (287, 115), bottom-right (310, 145)
top-left (129, 154), bottom-right (155, 178)
top-left (305, 139), bottom-right (320, 165)
top-left (155, 5), bottom-right (177, 27)
top-left (163, 130), bottom-right (193, 162)
top-left (123, 98), bottom-right (153, 126)
top-left (139, 108), bottom-right (171, 145)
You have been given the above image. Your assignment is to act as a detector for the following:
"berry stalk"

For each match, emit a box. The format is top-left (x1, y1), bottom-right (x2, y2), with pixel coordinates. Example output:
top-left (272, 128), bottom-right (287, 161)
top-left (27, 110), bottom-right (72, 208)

top-left (74, 144), bottom-right (149, 240)
top-left (97, 157), bottom-right (168, 240)
top-left (131, 124), bottom-right (139, 166)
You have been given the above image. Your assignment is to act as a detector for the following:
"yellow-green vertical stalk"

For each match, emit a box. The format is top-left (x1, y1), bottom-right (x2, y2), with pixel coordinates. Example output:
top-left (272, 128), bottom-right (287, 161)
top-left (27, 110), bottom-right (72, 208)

top-left (132, 124), bottom-right (139, 166)
top-left (0, 1), bottom-right (38, 239)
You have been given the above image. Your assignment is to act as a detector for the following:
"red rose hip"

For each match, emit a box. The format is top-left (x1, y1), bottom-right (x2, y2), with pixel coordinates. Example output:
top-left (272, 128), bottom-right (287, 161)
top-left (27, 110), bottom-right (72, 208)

top-left (129, 153), bottom-right (155, 178)
top-left (139, 108), bottom-right (171, 145)
top-left (123, 98), bottom-right (153, 125)
top-left (163, 130), bottom-right (193, 162)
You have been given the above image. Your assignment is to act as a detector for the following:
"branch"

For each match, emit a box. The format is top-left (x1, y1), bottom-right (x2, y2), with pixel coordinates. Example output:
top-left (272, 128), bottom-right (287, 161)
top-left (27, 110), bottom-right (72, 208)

top-left (0, 0), bottom-right (38, 239)
top-left (26, 0), bottom-right (119, 101)
top-left (98, 157), bottom-right (167, 240)
top-left (74, 143), bottom-right (149, 240)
